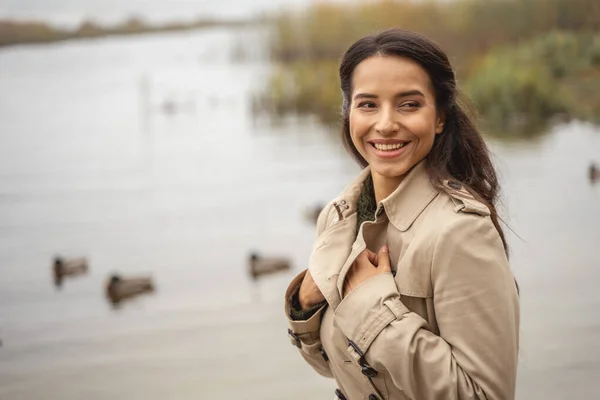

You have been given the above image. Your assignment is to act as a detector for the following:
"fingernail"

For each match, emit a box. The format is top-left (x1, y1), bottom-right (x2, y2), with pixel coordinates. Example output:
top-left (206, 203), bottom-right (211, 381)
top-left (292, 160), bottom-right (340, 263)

top-left (382, 245), bottom-right (389, 253)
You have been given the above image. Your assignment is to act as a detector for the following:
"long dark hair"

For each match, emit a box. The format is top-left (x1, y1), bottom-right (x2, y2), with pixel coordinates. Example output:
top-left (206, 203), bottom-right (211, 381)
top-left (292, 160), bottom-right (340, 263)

top-left (339, 29), bottom-right (508, 254)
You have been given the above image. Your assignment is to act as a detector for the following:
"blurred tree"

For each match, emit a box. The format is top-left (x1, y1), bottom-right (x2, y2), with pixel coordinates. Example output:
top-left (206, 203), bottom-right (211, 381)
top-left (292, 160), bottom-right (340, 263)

top-left (76, 20), bottom-right (102, 38)
top-left (260, 0), bottom-right (600, 136)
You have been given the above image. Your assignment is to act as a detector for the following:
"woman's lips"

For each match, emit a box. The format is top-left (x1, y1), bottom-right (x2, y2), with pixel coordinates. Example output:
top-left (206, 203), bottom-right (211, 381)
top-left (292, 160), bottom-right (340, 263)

top-left (369, 140), bottom-right (410, 159)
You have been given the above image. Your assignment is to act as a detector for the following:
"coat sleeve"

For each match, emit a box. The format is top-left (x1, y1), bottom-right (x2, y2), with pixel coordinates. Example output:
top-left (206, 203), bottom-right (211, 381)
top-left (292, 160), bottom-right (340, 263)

top-left (284, 201), bottom-right (336, 378)
top-left (284, 270), bottom-right (332, 378)
top-left (333, 215), bottom-right (520, 399)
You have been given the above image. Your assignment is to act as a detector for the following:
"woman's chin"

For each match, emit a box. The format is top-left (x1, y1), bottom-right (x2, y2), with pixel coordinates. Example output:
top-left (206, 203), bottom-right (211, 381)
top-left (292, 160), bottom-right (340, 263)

top-left (370, 163), bottom-right (411, 181)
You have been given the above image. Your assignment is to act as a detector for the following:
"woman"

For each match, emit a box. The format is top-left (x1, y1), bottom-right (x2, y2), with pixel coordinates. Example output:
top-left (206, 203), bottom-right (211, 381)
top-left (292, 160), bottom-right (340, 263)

top-left (284, 29), bottom-right (519, 400)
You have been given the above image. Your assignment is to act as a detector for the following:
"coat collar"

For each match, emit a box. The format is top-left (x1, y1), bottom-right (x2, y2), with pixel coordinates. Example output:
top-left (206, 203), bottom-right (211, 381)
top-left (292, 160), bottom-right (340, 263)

top-left (310, 161), bottom-right (440, 310)
top-left (381, 161), bottom-right (439, 231)
top-left (335, 160), bottom-right (439, 231)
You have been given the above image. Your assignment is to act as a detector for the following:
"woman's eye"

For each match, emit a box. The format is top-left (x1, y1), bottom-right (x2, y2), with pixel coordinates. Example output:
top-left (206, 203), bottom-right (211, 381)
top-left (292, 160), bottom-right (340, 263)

top-left (400, 102), bottom-right (420, 110)
top-left (357, 101), bottom-right (376, 109)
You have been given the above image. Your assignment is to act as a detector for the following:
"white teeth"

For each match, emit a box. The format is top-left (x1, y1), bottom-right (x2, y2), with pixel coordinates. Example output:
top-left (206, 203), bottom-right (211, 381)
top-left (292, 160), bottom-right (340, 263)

top-left (373, 142), bottom-right (406, 151)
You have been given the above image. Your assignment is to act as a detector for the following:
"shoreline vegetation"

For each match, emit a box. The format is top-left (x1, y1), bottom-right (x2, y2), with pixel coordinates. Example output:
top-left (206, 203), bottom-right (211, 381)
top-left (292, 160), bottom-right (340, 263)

top-left (3, 0), bottom-right (599, 139)
top-left (0, 16), bottom-right (259, 48)
top-left (254, 0), bottom-right (600, 139)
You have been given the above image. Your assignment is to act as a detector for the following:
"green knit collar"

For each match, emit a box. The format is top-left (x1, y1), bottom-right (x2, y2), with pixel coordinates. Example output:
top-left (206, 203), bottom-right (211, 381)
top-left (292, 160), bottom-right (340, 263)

top-left (356, 174), bottom-right (377, 232)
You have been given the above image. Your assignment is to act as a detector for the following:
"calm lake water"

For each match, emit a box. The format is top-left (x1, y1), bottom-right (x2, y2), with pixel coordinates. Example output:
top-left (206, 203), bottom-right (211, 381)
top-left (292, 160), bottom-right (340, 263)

top-left (0, 27), bottom-right (599, 400)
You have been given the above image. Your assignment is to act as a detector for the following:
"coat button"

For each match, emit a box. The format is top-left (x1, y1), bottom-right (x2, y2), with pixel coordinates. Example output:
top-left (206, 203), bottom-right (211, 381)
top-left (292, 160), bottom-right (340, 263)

top-left (319, 347), bottom-right (329, 362)
top-left (369, 395), bottom-right (379, 400)
top-left (448, 180), bottom-right (462, 190)
top-left (361, 365), bottom-right (378, 378)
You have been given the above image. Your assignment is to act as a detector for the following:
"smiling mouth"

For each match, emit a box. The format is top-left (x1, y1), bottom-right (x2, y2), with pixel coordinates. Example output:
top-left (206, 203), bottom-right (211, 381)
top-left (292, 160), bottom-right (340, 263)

top-left (370, 142), bottom-right (409, 151)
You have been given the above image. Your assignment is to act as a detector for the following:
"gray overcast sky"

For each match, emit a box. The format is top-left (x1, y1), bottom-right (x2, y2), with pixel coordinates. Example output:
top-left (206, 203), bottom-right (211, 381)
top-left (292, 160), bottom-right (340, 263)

top-left (0, 0), bottom-right (326, 27)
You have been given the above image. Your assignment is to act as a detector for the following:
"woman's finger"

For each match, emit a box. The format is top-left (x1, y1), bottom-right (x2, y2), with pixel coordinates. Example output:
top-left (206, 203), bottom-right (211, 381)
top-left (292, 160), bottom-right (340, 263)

top-left (365, 249), bottom-right (378, 265)
top-left (355, 249), bottom-right (377, 268)
top-left (377, 245), bottom-right (391, 272)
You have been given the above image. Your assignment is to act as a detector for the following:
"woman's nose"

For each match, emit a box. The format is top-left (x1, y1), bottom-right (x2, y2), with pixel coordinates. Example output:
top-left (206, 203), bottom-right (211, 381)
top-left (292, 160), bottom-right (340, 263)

top-left (375, 107), bottom-right (399, 135)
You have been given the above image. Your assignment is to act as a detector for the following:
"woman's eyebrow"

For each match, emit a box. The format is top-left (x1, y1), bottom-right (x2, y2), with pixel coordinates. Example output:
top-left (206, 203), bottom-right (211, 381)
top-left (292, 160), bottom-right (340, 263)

top-left (353, 90), bottom-right (425, 101)
top-left (353, 93), bottom-right (378, 100)
top-left (396, 89), bottom-right (425, 98)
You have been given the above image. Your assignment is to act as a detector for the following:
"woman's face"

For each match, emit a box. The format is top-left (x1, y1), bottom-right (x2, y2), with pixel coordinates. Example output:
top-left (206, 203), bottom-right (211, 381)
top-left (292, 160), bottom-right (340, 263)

top-left (349, 55), bottom-right (444, 181)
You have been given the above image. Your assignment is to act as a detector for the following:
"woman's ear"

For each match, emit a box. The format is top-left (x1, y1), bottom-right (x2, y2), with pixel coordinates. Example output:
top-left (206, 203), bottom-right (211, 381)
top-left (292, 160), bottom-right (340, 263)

top-left (435, 112), bottom-right (446, 134)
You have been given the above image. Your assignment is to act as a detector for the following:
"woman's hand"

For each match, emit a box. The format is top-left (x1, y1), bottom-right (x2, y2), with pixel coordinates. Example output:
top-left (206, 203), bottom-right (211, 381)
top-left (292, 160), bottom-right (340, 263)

top-left (298, 270), bottom-right (326, 310)
top-left (343, 245), bottom-right (391, 297)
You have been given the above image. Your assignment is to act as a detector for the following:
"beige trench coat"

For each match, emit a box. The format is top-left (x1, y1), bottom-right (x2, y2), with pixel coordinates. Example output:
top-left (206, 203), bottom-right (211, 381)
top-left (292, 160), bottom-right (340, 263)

top-left (284, 162), bottom-right (519, 400)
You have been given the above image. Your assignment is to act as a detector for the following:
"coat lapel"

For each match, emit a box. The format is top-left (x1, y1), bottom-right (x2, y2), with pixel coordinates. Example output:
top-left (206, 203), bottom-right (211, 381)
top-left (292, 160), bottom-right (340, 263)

top-left (308, 168), bottom-right (369, 310)
top-left (308, 161), bottom-right (439, 310)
